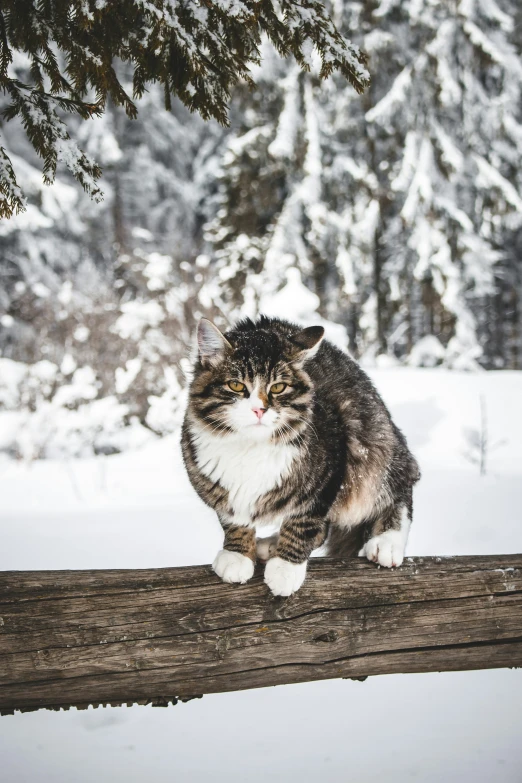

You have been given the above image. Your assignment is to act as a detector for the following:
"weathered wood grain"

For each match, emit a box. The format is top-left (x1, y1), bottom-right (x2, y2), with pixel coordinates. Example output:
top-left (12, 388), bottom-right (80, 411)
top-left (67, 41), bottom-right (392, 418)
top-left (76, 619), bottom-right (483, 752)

top-left (1, 555), bottom-right (521, 714)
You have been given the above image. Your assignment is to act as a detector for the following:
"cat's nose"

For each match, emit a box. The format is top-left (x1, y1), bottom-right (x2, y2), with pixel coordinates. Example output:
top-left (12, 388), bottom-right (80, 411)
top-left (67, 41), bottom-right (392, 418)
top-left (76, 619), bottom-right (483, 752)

top-left (252, 407), bottom-right (266, 420)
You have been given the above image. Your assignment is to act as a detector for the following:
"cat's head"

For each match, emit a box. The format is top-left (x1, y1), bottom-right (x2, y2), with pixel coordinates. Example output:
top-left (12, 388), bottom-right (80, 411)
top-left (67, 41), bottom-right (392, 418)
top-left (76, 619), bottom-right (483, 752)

top-left (188, 317), bottom-right (324, 443)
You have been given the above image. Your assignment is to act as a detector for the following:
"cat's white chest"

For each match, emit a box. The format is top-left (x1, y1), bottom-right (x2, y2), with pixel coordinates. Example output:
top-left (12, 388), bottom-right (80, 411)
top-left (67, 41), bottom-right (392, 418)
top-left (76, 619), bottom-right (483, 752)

top-left (191, 425), bottom-right (297, 525)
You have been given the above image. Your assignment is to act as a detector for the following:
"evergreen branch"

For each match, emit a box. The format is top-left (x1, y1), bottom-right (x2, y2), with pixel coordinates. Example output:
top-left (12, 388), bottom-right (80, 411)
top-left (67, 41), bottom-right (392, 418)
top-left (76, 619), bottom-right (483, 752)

top-left (2, 85), bottom-right (103, 202)
top-left (0, 0), bottom-right (369, 216)
top-left (29, 57), bottom-right (45, 90)
top-left (0, 11), bottom-right (12, 81)
top-left (0, 143), bottom-right (26, 219)
top-left (279, 0), bottom-right (369, 92)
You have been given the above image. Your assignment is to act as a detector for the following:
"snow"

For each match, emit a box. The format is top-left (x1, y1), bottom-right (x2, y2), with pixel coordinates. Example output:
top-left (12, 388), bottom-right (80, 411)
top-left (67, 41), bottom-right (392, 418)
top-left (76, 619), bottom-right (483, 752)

top-left (0, 358), bottom-right (27, 408)
top-left (80, 114), bottom-right (123, 166)
top-left (372, 0), bottom-right (401, 16)
top-left (335, 243), bottom-right (357, 296)
top-left (365, 64), bottom-right (413, 125)
top-left (463, 19), bottom-right (515, 70)
top-left (115, 358), bottom-right (142, 394)
top-left (52, 366), bottom-right (97, 407)
top-left (401, 137), bottom-right (434, 224)
top-left (73, 325), bottom-right (90, 343)
top-left (259, 267), bottom-right (348, 350)
top-left (477, 0), bottom-right (514, 31)
top-left (474, 153), bottom-right (522, 212)
top-left (60, 353), bottom-right (77, 376)
top-left (113, 300), bottom-right (165, 341)
top-left (302, 81), bottom-right (322, 205)
top-left (268, 67), bottom-right (300, 159)
top-left (143, 252), bottom-right (173, 291)
top-left (408, 335), bottom-right (446, 367)
top-left (0, 357), bottom-right (160, 459)
top-left (434, 121), bottom-right (464, 173)
top-left (131, 226), bottom-right (154, 241)
top-left (145, 367), bottom-right (184, 435)
top-left (1, 368), bottom-right (521, 780)
top-left (260, 267), bottom-right (320, 321)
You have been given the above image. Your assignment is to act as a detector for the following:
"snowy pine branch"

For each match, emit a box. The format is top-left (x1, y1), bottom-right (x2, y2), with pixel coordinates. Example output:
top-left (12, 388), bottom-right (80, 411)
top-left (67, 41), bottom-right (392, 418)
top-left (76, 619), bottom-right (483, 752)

top-left (3, 82), bottom-right (103, 200)
top-left (0, 142), bottom-right (26, 218)
top-left (0, 0), bottom-right (368, 218)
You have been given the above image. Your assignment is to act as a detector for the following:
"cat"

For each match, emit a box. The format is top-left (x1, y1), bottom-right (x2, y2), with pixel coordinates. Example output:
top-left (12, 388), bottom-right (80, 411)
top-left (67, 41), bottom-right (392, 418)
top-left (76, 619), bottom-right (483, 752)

top-left (181, 315), bottom-right (420, 597)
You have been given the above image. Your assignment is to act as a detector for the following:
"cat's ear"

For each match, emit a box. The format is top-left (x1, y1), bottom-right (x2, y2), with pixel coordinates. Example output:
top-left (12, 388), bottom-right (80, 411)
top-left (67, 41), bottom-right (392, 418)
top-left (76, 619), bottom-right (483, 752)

top-left (197, 319), bottom-right (232, 366)
top-left (290, 326), bottom-right (325, 364)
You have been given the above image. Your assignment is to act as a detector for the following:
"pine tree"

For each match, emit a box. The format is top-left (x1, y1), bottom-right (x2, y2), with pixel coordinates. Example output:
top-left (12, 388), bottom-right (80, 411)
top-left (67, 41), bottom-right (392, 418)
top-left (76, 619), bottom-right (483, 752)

top-left (0, 0), bottom-right (368, 218)
top-left (200, 13), bottom-right (386, 355)
top-left (360, 0), bottom-right (522, 368)
top-left (3, 0), bottom-right (522, 459)
top-left (203, 0), bottom-right (522, 367)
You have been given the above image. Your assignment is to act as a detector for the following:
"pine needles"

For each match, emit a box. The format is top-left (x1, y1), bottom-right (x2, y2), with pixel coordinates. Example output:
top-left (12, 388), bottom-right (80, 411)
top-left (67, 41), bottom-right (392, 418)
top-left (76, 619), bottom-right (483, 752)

top-left (0, 0), bottom-right (369, 219)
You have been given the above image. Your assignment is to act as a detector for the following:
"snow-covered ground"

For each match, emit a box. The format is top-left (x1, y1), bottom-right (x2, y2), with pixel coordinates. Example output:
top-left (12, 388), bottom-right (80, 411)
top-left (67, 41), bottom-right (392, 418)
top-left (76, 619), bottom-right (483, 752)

top-left (1, 368), bottom-right (521, 782)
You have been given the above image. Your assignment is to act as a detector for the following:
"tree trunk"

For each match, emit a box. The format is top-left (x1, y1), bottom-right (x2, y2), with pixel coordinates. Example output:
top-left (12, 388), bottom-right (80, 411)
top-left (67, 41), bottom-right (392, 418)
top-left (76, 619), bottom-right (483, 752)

top-left (1, 555), bottom-right (521, 715)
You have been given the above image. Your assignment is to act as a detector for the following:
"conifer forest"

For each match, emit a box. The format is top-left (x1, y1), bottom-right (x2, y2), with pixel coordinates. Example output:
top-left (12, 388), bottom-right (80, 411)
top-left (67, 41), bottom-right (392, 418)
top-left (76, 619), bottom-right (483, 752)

top-left (1, 0), bottom-right (522, 458)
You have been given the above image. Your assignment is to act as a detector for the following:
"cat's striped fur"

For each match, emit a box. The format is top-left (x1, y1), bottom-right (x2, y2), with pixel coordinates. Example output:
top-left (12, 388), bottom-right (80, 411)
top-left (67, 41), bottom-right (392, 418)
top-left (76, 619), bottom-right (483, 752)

top-left (181, 316), bottom-right (420, 596)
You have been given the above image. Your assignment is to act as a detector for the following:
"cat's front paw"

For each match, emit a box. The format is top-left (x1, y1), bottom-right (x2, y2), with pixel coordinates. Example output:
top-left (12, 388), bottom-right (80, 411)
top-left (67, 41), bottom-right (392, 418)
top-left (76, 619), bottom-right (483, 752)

top-left (212, 550), bottom-right (254, 584)
top-left (359, 530), bottom-right (406, 568)
top-left (264, 557), bottom-right (307, 597)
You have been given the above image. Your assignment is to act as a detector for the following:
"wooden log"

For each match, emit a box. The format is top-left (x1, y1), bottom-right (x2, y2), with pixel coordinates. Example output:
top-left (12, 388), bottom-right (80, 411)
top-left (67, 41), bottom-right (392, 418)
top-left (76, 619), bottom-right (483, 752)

top-left (0, 555), bottom-right (521, 715)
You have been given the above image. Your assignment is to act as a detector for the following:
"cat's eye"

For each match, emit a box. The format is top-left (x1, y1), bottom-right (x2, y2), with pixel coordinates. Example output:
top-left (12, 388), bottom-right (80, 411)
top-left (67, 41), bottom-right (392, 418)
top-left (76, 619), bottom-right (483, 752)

top-left (270, 382), bottom-right (287, 394)
top-left (228, 380), bottom-right (245, 393)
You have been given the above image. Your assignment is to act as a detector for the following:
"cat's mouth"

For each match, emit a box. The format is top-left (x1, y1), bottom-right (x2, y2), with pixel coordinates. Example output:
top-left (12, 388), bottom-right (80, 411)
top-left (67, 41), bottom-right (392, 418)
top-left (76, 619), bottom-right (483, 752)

top-left (240, 416), bottom-right (277, 435)
top-left (247, 420), bottom-right (271, 430)
top-left (226, 403), bottom-right (279, 435)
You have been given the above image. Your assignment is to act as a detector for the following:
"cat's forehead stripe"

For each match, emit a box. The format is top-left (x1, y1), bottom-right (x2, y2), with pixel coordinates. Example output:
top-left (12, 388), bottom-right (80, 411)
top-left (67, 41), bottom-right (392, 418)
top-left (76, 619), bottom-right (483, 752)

top-left (232, 354), bottom-right (280, 380)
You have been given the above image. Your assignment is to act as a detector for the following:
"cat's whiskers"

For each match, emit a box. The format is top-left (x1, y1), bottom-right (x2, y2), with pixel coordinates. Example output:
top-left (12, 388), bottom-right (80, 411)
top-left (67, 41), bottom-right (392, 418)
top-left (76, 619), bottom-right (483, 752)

top-left (277, 420), bottom-right (308, 455)
top-left (296, 415), bottom-right (319, 445)
top-left (201, 416), bottom-right (233, 437)
top-left (275, 423), bottom-right (297, 450)
top-left (273, 424), bottom-right (288, 447)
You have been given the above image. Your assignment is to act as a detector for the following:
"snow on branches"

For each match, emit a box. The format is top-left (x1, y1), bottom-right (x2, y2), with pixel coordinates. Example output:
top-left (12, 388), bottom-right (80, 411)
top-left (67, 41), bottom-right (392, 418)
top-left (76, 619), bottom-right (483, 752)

top-left (0, 0), bottom-right (368, 218)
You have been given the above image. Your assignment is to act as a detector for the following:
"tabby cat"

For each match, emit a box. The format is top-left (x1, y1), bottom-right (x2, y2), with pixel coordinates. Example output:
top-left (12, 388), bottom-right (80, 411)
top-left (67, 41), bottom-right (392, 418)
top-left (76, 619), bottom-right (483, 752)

top-left (181, 316), bottom-right (420, 597)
